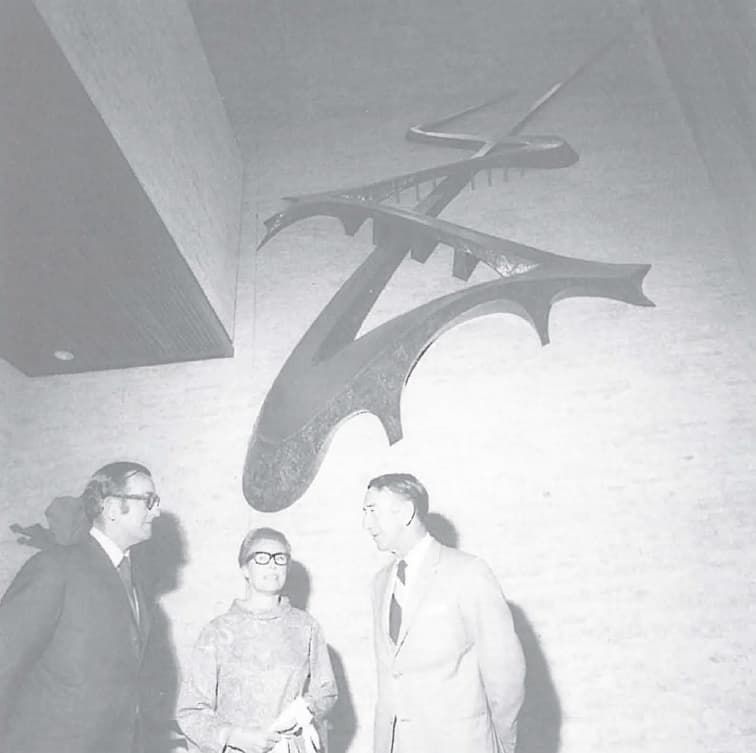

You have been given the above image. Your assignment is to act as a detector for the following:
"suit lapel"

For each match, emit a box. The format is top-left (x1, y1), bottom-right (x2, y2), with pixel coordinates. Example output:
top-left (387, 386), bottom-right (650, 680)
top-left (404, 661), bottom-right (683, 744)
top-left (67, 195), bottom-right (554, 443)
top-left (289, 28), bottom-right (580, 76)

top-left (395, 539), bottom-right (443, 654)
top-left (375, 566), bottom-right (394, 653)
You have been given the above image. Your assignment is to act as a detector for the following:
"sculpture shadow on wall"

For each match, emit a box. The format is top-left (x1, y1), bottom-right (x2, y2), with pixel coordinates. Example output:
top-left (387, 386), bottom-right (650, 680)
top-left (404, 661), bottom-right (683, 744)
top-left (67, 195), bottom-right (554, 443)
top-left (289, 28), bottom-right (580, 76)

top-left (137, 511), bottom-right (189, 752)
top-left (285, 560), bottom-right (358, 753)
top-left (426, 513), bottom-right (561, 753)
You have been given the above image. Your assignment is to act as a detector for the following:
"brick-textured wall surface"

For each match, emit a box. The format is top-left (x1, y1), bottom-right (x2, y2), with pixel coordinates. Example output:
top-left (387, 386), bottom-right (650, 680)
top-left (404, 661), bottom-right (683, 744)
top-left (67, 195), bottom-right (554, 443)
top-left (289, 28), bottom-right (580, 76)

top-left (2, 5), bottom-right (756, 753)
top-left (0, 358), bottom-right (26, 574)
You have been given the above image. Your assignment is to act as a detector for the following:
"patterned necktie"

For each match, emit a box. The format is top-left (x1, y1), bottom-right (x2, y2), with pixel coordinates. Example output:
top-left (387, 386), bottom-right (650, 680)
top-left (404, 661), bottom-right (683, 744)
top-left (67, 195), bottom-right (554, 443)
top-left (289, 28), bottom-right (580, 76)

top-left (117, 555), bottom-right (138, 620)
top-left (388, 559), bottom-right (407, 643)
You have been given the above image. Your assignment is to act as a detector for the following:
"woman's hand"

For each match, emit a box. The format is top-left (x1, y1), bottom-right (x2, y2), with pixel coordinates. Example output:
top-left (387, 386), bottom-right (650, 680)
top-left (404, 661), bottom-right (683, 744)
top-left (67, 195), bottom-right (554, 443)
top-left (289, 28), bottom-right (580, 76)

top-left (227, 726), bottom-right (282, 753)
top-left (270, 695), bottom-right (313, 734)
top-left (269, 706), bottom-right (300, 734)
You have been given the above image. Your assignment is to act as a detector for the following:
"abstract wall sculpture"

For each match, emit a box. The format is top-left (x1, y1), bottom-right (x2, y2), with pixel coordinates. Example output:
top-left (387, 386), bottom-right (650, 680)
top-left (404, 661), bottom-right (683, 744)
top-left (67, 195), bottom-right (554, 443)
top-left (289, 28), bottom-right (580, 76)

top-left (244, 80), bottom-right (654, 512)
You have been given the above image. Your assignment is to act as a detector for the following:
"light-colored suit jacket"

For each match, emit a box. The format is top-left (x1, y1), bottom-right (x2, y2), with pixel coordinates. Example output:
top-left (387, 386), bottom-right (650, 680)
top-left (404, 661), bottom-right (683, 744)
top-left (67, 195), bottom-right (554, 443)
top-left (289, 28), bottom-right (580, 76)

top-left (371, 538), bottom-right (525, 753)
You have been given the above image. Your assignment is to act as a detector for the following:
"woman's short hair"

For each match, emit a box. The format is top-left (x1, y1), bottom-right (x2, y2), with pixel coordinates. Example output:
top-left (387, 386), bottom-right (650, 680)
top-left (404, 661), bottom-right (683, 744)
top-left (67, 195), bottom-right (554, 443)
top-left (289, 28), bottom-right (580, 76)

top-left (81, 461), bottom-right (151, 521)
top-left (367, 473), bottom-right (429, 519)
top-left (238, 527), bottom-right (291, 567)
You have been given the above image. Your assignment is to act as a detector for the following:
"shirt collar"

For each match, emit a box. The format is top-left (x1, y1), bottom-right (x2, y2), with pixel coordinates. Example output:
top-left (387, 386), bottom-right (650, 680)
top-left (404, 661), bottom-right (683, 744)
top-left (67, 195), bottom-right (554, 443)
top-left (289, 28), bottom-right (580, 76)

top-left (399, 532), bottom-right (432, 571)
top-left (90, 525), bottom-right (126, 568)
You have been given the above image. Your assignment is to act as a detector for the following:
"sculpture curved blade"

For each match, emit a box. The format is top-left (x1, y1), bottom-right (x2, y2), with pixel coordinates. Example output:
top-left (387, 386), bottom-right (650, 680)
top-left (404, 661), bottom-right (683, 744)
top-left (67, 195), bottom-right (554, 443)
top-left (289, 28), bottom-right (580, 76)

top-left (259, 193), bottom-right (610, 283)
top-left (243, 262), bottom-right (652, 511)
top-left (278, 136), bottom-right (578, 210)
top-left (259, 139), bottom-right (579, 251)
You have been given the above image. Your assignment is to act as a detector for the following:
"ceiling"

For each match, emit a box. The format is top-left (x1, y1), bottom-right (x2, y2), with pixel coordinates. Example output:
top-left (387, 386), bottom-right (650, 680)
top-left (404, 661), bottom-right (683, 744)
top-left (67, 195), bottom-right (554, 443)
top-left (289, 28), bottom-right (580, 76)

top-left (0, 0), bottom-right (644, 377)
top-left (0, 0), bottom-right (235, 377)
top-left (4, 0), bottom-right (751, 376)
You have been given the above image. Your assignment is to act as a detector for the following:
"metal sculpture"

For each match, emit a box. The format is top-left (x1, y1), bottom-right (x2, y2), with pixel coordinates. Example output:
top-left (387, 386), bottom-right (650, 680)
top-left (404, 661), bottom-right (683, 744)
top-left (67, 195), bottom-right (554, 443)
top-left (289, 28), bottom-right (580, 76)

top-left (244, 34), bottom-right (653, 512)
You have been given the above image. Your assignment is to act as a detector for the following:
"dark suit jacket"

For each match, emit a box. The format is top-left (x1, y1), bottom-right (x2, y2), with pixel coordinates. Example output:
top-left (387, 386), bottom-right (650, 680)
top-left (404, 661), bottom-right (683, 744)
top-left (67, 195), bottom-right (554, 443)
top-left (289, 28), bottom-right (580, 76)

top-left (0, 535), bottom-right (152, 753)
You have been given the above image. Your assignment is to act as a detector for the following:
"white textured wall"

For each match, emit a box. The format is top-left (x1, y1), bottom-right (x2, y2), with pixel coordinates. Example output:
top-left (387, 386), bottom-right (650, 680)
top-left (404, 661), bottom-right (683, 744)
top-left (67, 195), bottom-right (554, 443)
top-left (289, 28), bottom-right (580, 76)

top-left (2, 5), bottom-right (756, 753)
top-left (0, 359), bottom-right (28, 582)
top-left (32, 0), bottom-right (243, 338)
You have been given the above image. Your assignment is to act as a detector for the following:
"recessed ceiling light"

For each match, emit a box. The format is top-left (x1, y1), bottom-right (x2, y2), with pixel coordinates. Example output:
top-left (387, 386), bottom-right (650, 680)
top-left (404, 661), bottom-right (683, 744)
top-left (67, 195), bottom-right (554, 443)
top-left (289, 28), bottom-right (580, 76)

top-left (53, 350), bottom-right (75, 361)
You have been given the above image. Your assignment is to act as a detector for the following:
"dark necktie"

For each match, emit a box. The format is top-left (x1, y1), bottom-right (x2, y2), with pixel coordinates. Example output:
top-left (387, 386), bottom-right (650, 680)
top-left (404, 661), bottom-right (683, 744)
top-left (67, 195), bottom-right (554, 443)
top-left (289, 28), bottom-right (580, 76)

top-left (388, 559), bottom-right (407, 643)
top-left (117, 555), bottom-right (139, 620)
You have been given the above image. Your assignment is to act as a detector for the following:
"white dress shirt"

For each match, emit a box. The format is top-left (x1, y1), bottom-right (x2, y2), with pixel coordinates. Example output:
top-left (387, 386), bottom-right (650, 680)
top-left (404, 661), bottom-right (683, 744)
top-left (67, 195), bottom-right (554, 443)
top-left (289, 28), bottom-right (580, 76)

top-left (390, 533), bottom-right (433, 606)
top-left (90, 525), bottom-right (125, 567)
top-left (90, 526), bottom-right (139, 622)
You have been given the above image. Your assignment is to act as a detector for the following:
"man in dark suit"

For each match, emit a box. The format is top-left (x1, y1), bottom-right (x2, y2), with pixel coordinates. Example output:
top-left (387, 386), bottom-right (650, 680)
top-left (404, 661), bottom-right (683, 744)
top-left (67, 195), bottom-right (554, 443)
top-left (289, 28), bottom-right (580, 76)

top-left (362, 473), bottom-right (525, 753)
top-left (0, 461), bottom-right (161, 753)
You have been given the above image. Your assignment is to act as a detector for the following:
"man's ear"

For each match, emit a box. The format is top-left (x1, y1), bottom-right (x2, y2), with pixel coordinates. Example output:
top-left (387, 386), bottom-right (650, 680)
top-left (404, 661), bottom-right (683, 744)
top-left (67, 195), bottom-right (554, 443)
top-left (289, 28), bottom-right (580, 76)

top-left (102, 496), bottom-right (120, 522)
top-left (404, 500), bottom-right (417, 527)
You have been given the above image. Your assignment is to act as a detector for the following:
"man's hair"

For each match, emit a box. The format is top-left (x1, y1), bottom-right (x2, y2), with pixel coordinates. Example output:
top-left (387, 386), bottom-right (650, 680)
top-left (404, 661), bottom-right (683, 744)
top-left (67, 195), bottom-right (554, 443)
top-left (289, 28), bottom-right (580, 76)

top-left (81, 461), bottom-right (152, 521)
top-left (367, 473), bottom-right (429, 520)
top-left (238, 527), bottom-right (291, 567)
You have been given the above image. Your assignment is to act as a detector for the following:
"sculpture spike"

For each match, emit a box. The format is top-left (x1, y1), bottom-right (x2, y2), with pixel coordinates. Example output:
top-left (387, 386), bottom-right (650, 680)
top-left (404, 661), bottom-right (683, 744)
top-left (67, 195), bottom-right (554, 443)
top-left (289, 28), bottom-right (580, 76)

top-left (341, 214), bottom-right (366, 237)
top-left (376, 403), bottom-right (403, 445)
top-left (452, 249), bottom-right (479, 281)
top-left (522, 298), bottom-right (552, 346)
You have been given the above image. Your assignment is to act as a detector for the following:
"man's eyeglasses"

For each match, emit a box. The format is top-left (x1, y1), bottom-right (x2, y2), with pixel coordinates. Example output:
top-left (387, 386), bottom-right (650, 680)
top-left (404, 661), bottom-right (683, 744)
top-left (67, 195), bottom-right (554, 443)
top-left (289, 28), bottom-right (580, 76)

top-left (248, 551), bottom-right (290, 566)
top-left (113, 492), bottom-right (161, 510)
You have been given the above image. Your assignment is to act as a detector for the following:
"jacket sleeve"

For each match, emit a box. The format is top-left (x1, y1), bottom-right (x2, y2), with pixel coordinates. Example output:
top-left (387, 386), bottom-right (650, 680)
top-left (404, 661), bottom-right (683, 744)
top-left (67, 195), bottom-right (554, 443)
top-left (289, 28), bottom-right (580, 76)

top-left (304, 618), bottom-right (338, 721)
top-left (460, 559), bottom-right (526, 753)
top-left (0, 550), bottom-right (65, 722)
top-left (176, 623), bottom-right (233, 753)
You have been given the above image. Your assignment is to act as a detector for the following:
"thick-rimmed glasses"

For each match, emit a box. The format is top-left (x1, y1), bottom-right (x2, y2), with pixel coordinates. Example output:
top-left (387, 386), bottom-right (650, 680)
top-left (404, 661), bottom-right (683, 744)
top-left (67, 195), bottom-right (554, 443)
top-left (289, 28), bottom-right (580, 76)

top-left (113, 492), bottom-right (160, 510)
top-left (248, 551), bottom-right (290, 566)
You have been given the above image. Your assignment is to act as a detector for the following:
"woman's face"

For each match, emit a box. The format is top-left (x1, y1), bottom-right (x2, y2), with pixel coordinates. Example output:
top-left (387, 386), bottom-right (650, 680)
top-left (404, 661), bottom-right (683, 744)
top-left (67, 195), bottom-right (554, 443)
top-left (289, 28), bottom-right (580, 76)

top-left (243, 536), bottom-right (289, 595)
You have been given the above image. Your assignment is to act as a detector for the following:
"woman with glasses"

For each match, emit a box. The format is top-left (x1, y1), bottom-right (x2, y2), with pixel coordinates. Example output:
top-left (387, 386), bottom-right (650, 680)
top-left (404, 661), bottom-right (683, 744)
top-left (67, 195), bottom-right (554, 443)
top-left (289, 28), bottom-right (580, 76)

top-left (177, 527), bottom-right (337, 753)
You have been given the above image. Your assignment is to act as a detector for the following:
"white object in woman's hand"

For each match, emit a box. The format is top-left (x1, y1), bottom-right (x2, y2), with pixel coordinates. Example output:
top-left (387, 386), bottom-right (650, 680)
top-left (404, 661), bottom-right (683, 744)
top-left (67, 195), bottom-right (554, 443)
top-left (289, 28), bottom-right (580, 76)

top-left (270, 695), bottom-right (312, 734)
top-left (228, 725), bottom-right (282, 753)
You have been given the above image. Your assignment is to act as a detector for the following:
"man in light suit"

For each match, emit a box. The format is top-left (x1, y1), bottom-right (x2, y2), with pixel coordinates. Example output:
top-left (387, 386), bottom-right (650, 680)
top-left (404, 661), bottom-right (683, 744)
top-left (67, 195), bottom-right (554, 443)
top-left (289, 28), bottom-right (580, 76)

top-left (363, 473), bottom-right (525, 753)
top-left (0, 461), bottom-right (161, 753)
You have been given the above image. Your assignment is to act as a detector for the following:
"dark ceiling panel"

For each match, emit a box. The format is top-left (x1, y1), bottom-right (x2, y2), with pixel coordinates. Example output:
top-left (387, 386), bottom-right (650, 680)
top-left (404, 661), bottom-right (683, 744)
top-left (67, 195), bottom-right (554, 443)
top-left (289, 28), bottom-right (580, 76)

top-left (0, 0), bottom-right (233, 376)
